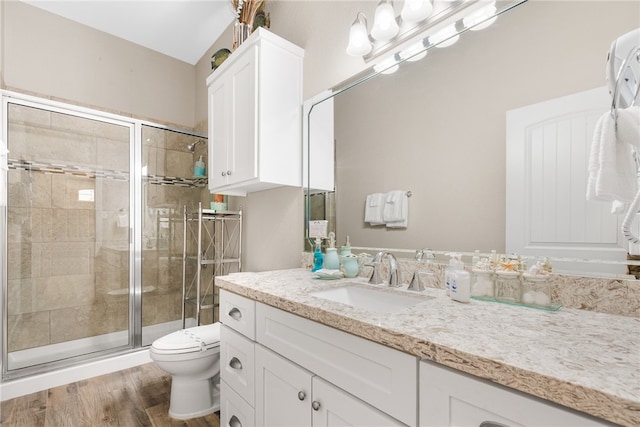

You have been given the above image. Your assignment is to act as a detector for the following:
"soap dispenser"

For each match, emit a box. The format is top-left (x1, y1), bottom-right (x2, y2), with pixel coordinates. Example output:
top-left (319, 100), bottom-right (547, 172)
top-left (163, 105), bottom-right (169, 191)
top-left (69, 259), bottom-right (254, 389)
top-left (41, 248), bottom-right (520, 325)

top-left (323, 232), bottom-right (340, 270)
top-left (194, 155), bottom-right (205, 177)
top-left (450, 254), bottom-right (470, 303)
top-left (312, 237), bottom-right (324, 272)
top-left (340, 235), bottom-right (352, 256)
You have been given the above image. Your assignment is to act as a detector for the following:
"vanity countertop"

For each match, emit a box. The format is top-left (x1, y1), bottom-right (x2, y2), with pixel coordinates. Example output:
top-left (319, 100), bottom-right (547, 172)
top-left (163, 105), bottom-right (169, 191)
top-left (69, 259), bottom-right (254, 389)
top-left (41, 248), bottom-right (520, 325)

top-left (216, 268), bottom-right (639, 426)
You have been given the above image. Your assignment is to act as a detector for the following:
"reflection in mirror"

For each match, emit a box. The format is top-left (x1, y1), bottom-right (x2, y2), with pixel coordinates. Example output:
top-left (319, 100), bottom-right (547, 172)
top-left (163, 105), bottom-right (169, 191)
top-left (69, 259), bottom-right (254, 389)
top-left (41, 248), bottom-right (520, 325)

top-left (306, 1), bottom-right (640, 277)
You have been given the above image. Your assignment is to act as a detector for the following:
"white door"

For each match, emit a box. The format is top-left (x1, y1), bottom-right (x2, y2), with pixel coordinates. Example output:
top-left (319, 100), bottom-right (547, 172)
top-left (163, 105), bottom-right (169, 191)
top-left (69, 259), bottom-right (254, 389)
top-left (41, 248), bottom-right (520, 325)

top-left (506, 87), bottom-right (628, 275)
top-left (255, 344), bottom-right (312, 427)
top-left (311, 377), bottom-right (405, 427)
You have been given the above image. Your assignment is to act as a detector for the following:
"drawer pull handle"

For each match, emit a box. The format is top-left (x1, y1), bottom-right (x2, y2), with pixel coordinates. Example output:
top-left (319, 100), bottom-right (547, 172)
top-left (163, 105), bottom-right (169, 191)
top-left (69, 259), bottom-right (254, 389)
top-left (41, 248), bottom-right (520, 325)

top-left (479, 422), bottom-right (509, 427)
top-left (228, 307), bottom-right (242, 320)
top-left (229, 357), bottom-right (243, 370)
top-left (229, 415), bottom-right (242, 427)
top-left (297, 391), bottom-right (306, 401)
top-left (311, 401), bottom-right (321, 411)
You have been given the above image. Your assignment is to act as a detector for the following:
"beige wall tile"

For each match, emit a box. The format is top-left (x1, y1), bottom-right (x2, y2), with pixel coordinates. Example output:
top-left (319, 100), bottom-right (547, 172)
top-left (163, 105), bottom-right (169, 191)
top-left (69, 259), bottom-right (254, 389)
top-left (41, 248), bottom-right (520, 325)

top-left (35, 274), bottom-right (95, 312)
top-left (8, 311), bottom-right (51, 351)
top-left (51, 175), bottom-right (95, 210)
top-left (7, 278), bottom-right (37, 315)
top-left (8, 104), bottom-right (52, 127)
top-left (8, 170), bottom-right (53, 209)
top-left (97, 136), bottom-right (129, 172)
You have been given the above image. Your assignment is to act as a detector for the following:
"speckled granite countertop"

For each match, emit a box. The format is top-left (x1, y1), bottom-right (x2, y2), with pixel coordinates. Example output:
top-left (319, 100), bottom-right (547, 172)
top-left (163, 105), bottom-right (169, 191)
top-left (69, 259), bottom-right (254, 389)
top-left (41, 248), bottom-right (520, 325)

top-left (216, 268), bottom-right (640, 426)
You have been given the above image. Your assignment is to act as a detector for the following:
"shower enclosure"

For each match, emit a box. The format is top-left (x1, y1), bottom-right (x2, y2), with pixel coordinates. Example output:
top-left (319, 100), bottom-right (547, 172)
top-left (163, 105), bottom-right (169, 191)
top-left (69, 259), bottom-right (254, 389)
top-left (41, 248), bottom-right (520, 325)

top-left (0, 91), bottom-right (210, 380)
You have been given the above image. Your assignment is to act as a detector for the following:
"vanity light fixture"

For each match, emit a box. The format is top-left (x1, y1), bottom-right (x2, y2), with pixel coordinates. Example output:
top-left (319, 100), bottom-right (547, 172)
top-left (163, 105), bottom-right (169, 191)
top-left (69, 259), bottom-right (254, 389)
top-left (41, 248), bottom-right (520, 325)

top-left (346, 0), bottom-right (507, 64)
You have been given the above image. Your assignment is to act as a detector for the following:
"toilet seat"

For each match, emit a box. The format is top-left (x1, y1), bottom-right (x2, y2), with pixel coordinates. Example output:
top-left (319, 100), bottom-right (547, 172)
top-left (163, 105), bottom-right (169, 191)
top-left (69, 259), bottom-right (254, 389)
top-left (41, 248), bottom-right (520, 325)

top-left (151, 323), bottom-right (221, 355)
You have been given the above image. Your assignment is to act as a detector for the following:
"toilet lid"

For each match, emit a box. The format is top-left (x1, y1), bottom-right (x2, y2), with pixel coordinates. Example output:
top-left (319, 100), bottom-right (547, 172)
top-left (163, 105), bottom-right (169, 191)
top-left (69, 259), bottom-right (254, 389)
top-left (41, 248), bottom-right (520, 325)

top-left (151, 322), bottom-right (221, 354)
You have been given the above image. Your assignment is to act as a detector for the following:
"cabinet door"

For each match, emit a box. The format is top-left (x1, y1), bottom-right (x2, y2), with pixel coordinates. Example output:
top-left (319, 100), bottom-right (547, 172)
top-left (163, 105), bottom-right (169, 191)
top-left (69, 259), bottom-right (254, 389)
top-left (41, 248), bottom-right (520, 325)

top-left (227, 48), bottom-right (257, 186)
top-left (312, 377), bottom-right (405, 427)
top-left (420, 361), bottom-right (608, 427)
top-left (255, 344), bottom-right (312, 427)
top-left (209, 76), bottom-right (230, 189)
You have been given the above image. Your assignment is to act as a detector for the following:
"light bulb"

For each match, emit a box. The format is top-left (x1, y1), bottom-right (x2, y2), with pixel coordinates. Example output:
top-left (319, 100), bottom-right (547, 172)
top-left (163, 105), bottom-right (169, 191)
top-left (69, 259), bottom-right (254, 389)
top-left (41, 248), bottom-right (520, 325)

top-left (431, 24), bottom-right (459, 48)
top-left (373, 55), bottom-right (400, 74)
top-left (400, 40), bottom-right (427, 62)
top-left (464, 2), bottom-right (497, 31)
top-left (346, 13), bottom-right (372, 56)
top-left (401, 0), bottom-right (433, 23)
top-left (371, 0), bottom-right (399, 41)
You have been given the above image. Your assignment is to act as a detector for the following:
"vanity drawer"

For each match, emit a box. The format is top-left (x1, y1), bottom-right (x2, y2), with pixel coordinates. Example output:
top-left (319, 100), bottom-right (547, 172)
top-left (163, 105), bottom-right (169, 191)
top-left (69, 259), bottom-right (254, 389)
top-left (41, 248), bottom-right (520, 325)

top-left (221, 380), bottom-right (255, 427)
top-left (220, 289), bottom-right (255, 340)
top-left (221, 325), bottom-right (255, 407)
top-left (256, 302), bottom-right (418, 427)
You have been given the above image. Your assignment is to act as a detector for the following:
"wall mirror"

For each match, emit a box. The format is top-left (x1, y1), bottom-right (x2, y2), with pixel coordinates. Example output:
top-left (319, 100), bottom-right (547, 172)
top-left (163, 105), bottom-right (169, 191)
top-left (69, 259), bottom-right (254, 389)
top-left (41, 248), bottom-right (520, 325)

top-left (305, 0), bottom-right (640, 278)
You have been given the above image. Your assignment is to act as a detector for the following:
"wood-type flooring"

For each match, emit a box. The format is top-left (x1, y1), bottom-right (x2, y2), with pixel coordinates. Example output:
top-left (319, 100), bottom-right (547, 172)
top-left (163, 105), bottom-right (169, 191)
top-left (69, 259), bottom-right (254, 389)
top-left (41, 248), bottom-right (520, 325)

top-left (0, 362), bottom-right (220, 427)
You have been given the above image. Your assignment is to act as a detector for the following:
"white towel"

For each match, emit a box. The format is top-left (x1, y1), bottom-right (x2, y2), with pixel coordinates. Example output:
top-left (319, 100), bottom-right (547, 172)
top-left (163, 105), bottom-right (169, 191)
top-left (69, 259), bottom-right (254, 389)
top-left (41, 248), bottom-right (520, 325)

top-left (364, 193), bottom-right (385, 225)
top-left (617, 106), bottom-right (640, 148)
top-left (587, 111), bottom-right (637, 202)
top-left (383, 190), bottom-right (408, 228)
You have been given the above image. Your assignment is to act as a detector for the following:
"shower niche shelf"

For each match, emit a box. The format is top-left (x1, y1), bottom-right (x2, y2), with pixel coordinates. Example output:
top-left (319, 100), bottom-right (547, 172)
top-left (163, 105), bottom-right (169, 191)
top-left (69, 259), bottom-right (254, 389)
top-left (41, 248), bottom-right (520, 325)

top-left (182, 202), bottom-right (242, 327)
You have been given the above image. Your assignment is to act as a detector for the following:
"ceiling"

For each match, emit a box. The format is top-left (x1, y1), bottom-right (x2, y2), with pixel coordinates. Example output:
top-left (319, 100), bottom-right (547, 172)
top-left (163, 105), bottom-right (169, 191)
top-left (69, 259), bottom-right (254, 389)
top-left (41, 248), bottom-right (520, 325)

top-left (20, 0), bottom-right (235, 65)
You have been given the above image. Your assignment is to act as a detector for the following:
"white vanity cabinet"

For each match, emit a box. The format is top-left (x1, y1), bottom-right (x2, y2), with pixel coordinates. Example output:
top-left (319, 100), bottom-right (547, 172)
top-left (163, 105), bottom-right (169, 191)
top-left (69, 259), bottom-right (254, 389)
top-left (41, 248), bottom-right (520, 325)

top-left (419, 361), bottom-right (608, 427)
top-left (219, 289), bottom-right (417, 427)
top-left (206, 28), bottom-right (304, 196)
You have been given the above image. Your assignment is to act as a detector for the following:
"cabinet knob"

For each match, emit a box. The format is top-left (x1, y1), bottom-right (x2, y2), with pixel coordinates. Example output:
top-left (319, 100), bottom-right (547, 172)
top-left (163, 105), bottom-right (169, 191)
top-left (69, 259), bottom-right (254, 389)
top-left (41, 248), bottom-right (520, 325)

top-left (227, 170), bottom-right (232, 176)
top-left (479, 422), bottom-right (509, 427)
top-left (311, 401), bottom-right (321, 411)
top-left (228, 307), bottom-right (242, 320)
top-left (297, 391), bottom-right (306, 401)
top-left (229, 356), bottom-right (243, 370)
top-left (221, 171), bottom-right (226, 176)
top-left (229, 415), bottom-right (242, 427)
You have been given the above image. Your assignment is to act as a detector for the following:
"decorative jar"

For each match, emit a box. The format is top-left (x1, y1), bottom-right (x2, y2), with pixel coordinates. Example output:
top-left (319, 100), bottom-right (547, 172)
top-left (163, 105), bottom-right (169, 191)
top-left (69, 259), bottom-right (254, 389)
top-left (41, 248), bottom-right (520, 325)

top-left (494, 270), bottom-right (521, 303)
top-left (471, 269), bottom-right (494, 298)
top-left (521, 273), bottom-right (551, 307)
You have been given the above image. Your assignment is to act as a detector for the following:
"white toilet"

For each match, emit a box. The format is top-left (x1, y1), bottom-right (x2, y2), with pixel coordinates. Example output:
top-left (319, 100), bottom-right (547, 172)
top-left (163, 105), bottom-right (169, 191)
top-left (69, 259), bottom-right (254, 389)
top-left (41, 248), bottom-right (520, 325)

top-left (150, 322), bottom-right (221, 419)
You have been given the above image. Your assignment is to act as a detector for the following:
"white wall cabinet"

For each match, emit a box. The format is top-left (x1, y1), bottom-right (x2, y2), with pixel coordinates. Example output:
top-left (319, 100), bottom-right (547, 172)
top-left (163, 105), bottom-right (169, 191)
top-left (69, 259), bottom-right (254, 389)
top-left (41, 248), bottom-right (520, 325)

top-left (206, 28), bottom-right (304, 196)
top-left (419, 360), bottom-right (608, 427)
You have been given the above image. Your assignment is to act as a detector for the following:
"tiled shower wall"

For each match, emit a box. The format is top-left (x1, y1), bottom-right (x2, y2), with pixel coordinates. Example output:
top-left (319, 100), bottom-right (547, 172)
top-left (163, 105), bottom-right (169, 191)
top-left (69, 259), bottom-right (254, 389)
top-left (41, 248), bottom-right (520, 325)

top-left (6, 102), bottom-right (210, 355)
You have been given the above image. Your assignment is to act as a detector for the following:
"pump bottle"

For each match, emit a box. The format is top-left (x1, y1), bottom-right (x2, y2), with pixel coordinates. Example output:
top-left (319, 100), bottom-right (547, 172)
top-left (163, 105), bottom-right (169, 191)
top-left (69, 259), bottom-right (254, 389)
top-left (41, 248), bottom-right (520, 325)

top-left (194, 155), bottom-right (205, 177)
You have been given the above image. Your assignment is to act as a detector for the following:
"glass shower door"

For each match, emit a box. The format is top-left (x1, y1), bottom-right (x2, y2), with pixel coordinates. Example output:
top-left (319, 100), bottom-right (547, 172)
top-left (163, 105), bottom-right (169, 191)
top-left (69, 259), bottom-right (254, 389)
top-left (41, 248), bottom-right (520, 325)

top-left (4, 100), bottom-right (133, 372)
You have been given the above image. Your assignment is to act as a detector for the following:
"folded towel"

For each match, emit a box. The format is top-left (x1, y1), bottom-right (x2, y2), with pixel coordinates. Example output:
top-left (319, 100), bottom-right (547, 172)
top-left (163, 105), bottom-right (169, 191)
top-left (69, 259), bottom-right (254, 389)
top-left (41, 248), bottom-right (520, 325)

top-left (587, 112), bottom-right (637, 202)
top-left (383, 190), bottom-right (408, 228)
top-left (617, 106), bottom-right (640, 148)
top-left (364, 193), bottom-right (385, 225)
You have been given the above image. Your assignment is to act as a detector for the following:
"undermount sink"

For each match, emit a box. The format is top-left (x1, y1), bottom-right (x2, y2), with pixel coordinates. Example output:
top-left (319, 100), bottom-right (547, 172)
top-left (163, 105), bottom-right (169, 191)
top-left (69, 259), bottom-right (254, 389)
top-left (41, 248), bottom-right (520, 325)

top-left (309, 284), bottom-right (427, 313)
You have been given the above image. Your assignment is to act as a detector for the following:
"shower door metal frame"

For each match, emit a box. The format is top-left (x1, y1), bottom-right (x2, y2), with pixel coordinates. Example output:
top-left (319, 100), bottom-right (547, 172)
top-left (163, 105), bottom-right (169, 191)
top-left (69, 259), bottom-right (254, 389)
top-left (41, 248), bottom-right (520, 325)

top-left (0, 90), bottom-right (205, 380)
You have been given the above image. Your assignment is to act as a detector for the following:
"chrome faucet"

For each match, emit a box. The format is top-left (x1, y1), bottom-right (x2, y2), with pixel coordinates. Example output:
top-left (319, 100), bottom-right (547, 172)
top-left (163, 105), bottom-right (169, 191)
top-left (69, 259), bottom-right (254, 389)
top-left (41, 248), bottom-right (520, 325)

top-left (369, 251), bottom-right (400, 287)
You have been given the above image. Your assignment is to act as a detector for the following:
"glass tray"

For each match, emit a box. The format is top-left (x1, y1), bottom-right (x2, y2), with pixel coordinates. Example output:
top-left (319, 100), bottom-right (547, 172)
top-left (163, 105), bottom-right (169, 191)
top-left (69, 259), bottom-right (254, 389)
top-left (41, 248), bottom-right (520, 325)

top-left (471, 296), bottom-right (562, 312)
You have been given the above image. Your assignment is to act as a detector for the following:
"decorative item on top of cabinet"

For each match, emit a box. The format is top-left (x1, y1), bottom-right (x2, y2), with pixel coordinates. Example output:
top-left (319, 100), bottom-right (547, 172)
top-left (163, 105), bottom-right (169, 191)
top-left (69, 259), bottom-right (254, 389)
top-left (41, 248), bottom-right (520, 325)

top-left (230, 0), bottom-right (270, 50)
top-left (207, 27), bottom-right (304, 196)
